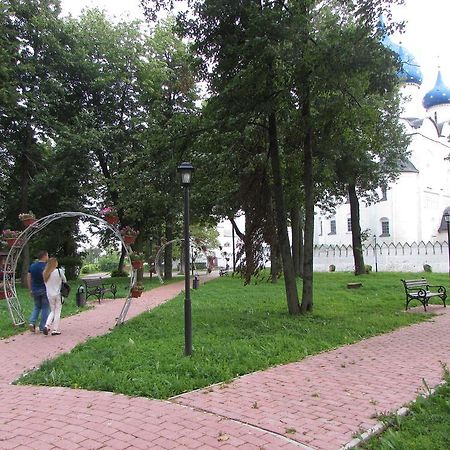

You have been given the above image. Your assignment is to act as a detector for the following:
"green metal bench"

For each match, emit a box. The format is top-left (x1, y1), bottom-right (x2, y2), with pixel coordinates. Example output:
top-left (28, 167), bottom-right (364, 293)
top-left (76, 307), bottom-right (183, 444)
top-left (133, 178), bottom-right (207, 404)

top-left (401, 278), bottom-right (447, 311)
top-left (82, 277), bottom-right (117, 303)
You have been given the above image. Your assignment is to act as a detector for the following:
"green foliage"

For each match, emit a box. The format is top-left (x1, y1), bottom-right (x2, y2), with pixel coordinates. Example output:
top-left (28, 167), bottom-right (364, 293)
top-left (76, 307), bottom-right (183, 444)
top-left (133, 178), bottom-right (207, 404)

top-left (58, 255), bottom-right (82, 280)
top-left (423, 264), bottom-right (432, 273)
top-left (363, 372), bottom-right (450, 450)
top-left (16, 272), bottom-right (445, 399)
top-left (110, 269), bottom-right (129, 278)
top-left (80, 264), bottom-right (99, 274)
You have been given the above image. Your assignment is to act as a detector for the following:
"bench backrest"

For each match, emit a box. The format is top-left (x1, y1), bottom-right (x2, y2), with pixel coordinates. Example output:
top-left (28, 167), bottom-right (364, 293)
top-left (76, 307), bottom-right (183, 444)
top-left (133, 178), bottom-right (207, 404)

top-left (83, 278), bottom-right (104, 287)
top-left (401, 279), bottom-right (427, 290)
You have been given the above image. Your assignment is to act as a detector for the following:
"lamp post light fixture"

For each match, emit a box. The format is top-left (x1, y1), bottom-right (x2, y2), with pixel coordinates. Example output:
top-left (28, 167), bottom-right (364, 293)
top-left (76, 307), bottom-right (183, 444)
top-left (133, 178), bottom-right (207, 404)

top-left (177, 162), bottom-right (194, 356)
top-left (444, 212), bottom-right (450, 280)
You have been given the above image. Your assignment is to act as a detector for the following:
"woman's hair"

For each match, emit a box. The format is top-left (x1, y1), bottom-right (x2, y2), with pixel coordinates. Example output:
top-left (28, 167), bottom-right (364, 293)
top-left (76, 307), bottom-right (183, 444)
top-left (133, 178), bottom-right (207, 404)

top-left (43, 257), bottom-right (58, 282)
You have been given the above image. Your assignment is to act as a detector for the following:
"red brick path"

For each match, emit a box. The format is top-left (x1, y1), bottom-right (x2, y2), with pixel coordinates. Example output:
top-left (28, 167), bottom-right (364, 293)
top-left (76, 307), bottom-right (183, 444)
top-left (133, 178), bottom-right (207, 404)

top-left (0, 277), bottom-right (449, 449)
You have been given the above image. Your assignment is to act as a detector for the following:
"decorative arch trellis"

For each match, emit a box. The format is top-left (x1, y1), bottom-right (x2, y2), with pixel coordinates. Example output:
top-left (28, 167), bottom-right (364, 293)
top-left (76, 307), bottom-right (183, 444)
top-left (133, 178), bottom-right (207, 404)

top-left (2, 212), bottom-right (136, 327)
top-left (154, 237), bottom-right (216, 283)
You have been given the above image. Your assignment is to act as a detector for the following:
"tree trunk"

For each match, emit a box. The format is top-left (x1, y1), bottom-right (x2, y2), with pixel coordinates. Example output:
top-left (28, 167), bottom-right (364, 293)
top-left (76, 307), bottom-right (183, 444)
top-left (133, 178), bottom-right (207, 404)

top-left (230, 217), bottom-right (245, 270)
top-left (20, 124), bottom-right (32, 285)
top-left (301, 82), bottom-right (314, 313)
top-left (268, 111), bottom-right (300, 314)
top-left (270, 241), bottom-right (281, 283)
top-left (164, 222), bottom-right (174, 280)
top-left (118, 245), bottom-right (126, 274)
top-left (291, 207), bottom-right (301, 277)
top-left (348, 183), bottom-right (365, 275)
top-left (299, 209), bottom-right (305, 278)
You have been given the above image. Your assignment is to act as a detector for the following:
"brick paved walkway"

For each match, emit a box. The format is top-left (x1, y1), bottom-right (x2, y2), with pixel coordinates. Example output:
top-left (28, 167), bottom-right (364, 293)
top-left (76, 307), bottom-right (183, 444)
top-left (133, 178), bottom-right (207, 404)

top-left (0, 277), bottom-right (449, 449)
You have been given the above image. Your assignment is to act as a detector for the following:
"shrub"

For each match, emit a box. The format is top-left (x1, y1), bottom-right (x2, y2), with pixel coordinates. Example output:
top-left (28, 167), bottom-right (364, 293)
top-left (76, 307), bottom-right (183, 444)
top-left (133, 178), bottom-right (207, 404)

top-left (328, 264), bottom-right (336, 272)
top-left (423, 264), bottom-right (432, 272)
top-left (81, 264), bottom-right (99, 274)
top-left (111, 269), bottom-right (129, 277)
top-left (365, 264), bottom-right (372, 274)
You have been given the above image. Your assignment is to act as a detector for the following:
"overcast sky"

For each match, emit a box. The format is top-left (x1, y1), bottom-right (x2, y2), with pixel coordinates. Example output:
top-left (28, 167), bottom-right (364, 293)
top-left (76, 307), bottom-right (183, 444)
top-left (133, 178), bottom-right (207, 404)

top-left (60, 0), bottom-right (450, 94)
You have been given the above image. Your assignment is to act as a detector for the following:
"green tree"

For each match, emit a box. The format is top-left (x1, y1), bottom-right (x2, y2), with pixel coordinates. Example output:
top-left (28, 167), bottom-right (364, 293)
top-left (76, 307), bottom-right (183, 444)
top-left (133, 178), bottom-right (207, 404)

top-left (141, 0), bottom-right (407, 313)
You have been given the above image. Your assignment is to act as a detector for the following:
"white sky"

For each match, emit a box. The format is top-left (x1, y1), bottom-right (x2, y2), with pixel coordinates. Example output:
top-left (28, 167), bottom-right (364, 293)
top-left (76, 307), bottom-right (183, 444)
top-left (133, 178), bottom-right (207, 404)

top-left (60, 0), bottom-right (450, 96)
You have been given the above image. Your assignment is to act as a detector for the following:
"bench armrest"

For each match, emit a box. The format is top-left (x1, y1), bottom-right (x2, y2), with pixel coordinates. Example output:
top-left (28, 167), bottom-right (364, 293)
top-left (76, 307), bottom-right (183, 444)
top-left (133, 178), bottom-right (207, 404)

top-left (426, 285), bottom-right (446, 293)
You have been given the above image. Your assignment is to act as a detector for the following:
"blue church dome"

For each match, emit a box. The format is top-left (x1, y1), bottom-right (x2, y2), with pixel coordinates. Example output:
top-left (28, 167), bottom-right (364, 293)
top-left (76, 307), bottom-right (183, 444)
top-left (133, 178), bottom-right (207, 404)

top-left (422, 70), bottom-right (450, 110)
top-left (382, 35), bottom-right (423, 86)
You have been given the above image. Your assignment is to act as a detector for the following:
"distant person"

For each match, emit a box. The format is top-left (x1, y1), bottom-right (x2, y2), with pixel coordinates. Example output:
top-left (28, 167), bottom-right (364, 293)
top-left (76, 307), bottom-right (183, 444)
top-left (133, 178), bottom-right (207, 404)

top-left (43, 257), bottom-right (66, 336)
top-left (28, 250), bottom-right (49, 332)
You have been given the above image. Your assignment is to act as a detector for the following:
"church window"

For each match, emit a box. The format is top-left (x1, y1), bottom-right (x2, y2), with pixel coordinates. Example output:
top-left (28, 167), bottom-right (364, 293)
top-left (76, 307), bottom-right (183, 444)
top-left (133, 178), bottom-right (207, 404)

top-left (329, 219), bottom-right (336, 235)
top-left (381, 187), bottom-right (387, 201)
top-left (380, 218), bottom-right (390, 236)
top-left (319, 220), bottom-right (323, 236)
top-left (347, 217), bottom-right (352, 232)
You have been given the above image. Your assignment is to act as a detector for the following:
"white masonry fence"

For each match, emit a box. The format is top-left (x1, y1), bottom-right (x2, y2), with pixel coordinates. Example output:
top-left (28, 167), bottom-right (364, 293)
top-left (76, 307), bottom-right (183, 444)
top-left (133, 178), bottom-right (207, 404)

top-left (313, 241), bottom-right (450, 273)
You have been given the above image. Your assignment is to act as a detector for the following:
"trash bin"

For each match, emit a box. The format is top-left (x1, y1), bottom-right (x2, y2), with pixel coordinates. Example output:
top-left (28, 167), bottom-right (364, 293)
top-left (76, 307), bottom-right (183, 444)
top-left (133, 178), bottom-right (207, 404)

top-left (193, 273), bottom-right (199, 290)
top-left (76, 285), bottom-right (86, 307)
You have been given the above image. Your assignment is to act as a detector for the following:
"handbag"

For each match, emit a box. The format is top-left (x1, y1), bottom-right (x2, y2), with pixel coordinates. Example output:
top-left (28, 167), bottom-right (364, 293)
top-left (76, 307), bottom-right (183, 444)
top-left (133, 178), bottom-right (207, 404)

top-left (58, 268), bottom-right (71, 299)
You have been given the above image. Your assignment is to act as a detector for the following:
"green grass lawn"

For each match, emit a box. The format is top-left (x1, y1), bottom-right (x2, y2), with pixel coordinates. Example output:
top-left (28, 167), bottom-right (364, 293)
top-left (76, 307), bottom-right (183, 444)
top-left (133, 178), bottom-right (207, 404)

top-left (362, 373), bottom-right (450, 450)
top-left (15, 271), bottom-right (449, 399)
top-left (0, 275), bottom-right (177, 340)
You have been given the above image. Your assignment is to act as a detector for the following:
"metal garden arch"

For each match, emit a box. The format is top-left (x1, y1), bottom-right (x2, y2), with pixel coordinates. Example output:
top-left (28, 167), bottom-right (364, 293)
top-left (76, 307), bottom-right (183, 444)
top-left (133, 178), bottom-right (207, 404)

top-left (2, 212), bottom-right (136, 328)
top-left (154, 237), bottom-right (216, 283)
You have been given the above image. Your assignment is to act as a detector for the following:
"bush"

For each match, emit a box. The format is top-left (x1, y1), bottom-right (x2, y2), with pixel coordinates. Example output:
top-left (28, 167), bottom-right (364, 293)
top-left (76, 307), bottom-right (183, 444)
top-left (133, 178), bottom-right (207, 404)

top-left (328, 264), bottom-right (336, 272)
top-left (81, 264), bottom-right (99, 274)
top-left (423, 264), bottom-right (432, 272)
top-left (365, 264), bottom-right (372, 274)
top-left (111, 269), bottom-right (129, 277)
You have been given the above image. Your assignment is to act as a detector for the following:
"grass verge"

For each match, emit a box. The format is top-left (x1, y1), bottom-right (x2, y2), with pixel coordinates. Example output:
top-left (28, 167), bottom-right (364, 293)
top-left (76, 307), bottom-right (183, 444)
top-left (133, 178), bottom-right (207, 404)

top-left (0, 275), bottom-right (177, 340)
top-left (16, 272), bottom-right (448, 400)
top-left (362, 370), bottom-right (450, 450)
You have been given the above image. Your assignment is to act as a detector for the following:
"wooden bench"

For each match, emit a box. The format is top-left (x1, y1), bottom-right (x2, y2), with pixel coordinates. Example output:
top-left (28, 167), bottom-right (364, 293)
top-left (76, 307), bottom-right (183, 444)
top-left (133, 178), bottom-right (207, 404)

top-left (82, 278), bottom-right (117, 303)
top-left (401, 278), bottom-right (447, 311)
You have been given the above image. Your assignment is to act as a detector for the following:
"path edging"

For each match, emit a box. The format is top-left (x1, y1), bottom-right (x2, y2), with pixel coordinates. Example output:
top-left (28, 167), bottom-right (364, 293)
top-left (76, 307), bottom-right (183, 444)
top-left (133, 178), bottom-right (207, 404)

top-left (340, 378), bottom-right (448, 449)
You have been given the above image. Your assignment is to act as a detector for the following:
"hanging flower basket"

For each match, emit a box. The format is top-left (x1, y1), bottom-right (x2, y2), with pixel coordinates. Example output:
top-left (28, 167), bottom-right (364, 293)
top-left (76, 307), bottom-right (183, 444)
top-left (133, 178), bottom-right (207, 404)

top-left (105, 215), bottom-right (119, 225)
top-left (2, 230), bottom-right (22, 247)
top-left (131, 283), bottom-right (144, 298)
top-left (120, 226), bottom-right (139, 245)
top-left (0, 289), bottom-right (11, 299)
top-left (131, 260), bottom-right (144, 269)
top-left (19, 212), bottom-right (37, 227)
top-left (100, 206), bottom-right (119, 225)
top-left (123, 235), bottom-right (136, 245)
top-left (23, 218), bottom-right (36, 227)
top-left (130, 252), bottom-right (144, 270)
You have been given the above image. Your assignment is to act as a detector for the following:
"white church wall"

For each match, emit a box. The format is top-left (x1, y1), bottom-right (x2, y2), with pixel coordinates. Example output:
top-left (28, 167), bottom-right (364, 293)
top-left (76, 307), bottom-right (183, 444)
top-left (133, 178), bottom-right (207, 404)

top-left (388, 173), bottom-right (420, 242)
top-left (313, 241), bottom-right (449, 273)
top-left (401, 84), bottom-right (422, 118)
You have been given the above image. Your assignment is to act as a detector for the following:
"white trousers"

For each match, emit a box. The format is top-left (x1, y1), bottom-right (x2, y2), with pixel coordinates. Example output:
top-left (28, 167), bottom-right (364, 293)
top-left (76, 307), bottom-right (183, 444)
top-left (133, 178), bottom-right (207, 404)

top-left (46, 294), bottom-right (63, 332)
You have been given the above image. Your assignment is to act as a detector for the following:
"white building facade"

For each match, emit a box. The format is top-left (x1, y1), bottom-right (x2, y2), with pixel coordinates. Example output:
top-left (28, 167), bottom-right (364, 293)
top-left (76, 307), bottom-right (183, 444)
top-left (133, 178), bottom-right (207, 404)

top-left (314, 37), bottom-right (450, 271)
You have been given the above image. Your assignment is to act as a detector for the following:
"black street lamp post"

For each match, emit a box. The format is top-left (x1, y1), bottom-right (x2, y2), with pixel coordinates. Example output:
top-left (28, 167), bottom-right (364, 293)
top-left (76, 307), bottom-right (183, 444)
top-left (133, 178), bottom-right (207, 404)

top-left (177, 162), bottom-right (194, 356)
top-left (373, 234), bottom-right (378, 273)
top-left (444, 212), bottom-right (450, 280)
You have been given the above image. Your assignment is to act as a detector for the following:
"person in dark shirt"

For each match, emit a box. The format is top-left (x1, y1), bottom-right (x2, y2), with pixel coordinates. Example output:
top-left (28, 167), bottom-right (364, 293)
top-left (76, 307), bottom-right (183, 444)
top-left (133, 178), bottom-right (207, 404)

top-left (27, 250), bottom-right (49, 332)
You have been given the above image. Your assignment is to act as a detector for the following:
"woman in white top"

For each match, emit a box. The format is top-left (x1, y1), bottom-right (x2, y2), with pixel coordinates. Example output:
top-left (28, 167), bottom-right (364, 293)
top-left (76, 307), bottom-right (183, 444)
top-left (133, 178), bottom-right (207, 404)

top-left (43, 257), bottom-right (66, 335)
